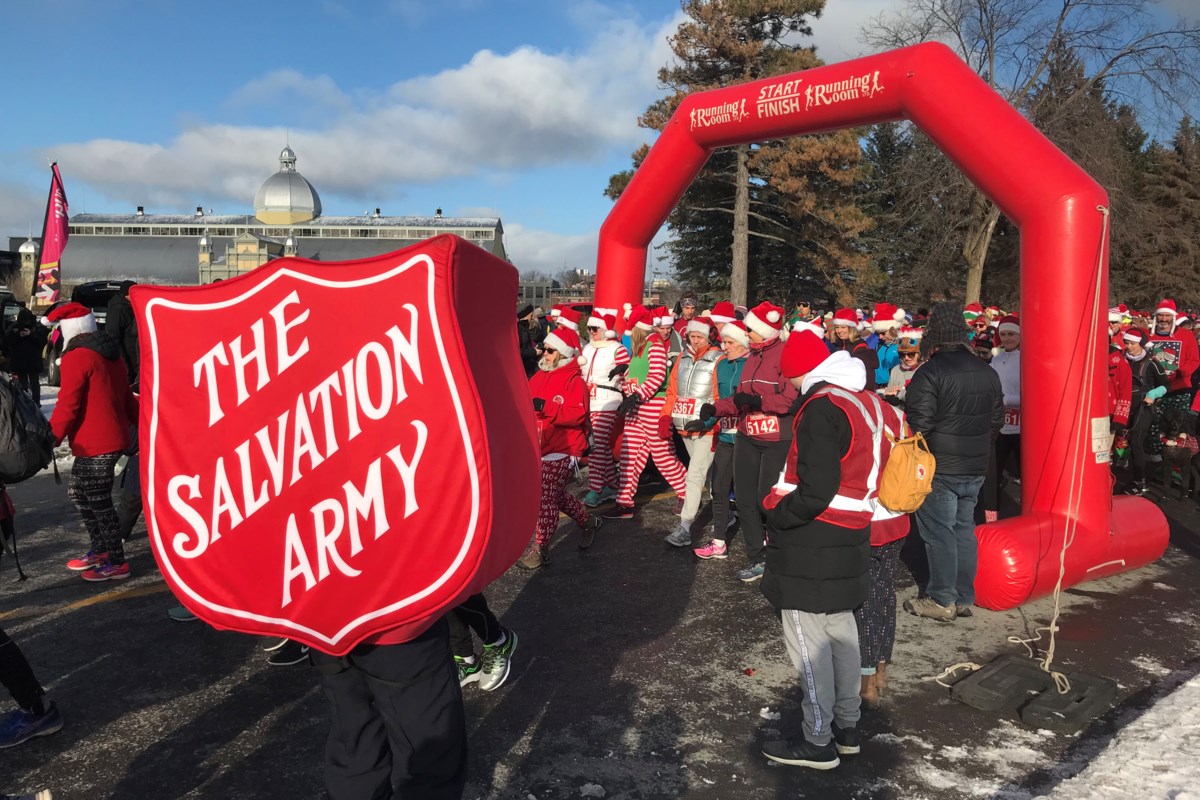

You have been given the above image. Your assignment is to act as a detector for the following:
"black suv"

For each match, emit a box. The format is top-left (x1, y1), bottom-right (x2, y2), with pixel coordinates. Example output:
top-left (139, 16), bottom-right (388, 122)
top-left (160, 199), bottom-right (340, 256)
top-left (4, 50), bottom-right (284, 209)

top-left (43, 281), bottom-right (124, 386)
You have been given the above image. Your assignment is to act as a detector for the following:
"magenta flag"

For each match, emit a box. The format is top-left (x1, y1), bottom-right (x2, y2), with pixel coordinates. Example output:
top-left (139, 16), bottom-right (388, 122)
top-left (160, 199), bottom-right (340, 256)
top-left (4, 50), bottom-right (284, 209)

top-left (34, 163), bottom-right (69, 303)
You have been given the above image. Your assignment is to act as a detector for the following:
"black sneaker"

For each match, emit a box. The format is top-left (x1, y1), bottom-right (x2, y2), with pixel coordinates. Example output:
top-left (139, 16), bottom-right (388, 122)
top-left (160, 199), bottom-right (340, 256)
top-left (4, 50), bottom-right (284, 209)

top-left (267, 640), bottom-right (310, 666)
top-left (831, 723), bottom-right (860, 756)
top-left (761, 738), bottom-right (839, 770)
top-left (603, 505), bottom-right (635, 519)
top-left (261, 637), bottom-right (289, 652)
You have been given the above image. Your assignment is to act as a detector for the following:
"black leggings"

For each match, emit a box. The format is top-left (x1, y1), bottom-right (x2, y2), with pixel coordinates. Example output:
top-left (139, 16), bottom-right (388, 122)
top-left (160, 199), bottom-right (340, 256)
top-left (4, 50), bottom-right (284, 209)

top-left (981, 433), bottom-right (1021, 514)
top-left (447, 594), bottom-right (503, 659)
top-left (0, 627), bottom-right (45, 714)
top-left (68, 453), bottom-right (124, 565)
top-left (732, 437), bottom-right (790, 563)
top-left (1129, 406), bottom-right (1155, 484)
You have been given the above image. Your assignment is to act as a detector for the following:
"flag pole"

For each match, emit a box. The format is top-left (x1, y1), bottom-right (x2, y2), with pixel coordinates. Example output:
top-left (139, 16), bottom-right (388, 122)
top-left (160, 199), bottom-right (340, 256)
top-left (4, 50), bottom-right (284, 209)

top-left (31, 162), bottom-right (56, 300)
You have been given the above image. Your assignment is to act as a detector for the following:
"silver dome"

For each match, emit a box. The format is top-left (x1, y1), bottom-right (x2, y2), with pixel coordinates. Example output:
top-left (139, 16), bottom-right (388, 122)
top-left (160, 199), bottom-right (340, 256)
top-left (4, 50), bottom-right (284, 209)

top-left (254, 172), bottom-right (322, 216)
top-left (18, 238), bottom-right (38, 254)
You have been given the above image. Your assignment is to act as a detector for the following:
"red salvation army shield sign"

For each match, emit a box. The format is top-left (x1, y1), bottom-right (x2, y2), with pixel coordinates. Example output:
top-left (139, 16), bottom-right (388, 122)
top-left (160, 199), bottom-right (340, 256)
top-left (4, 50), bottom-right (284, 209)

top-left (132, 236), bottom-right (539, 654)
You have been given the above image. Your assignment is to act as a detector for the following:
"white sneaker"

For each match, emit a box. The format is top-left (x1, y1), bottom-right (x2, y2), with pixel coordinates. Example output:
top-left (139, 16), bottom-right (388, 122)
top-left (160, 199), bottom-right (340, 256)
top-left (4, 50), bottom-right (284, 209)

top-left (664, 526), bottom-right (692, 547)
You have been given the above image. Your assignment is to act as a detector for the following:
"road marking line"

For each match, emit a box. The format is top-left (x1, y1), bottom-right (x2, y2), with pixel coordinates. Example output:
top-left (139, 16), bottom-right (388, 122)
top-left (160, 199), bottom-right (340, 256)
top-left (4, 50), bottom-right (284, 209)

top-left (0, 580), bottom-right (170, 622)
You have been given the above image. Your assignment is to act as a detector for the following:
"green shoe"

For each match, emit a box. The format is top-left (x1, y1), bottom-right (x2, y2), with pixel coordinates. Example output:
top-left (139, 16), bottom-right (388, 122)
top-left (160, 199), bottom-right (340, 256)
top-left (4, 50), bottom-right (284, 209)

top-left (456, 655), bottom-right (482, 687)
top-left (478, 629), bottom-right (518, 691)
top-left (167, 606), bottom-right (197, 622)
top-left (583, 490), bottom-right (604, 507)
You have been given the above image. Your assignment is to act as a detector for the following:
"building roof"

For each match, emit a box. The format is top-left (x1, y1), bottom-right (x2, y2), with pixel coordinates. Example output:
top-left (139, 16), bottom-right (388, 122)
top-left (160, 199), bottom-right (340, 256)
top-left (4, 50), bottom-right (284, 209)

top-left (68, 212), bottom-right (500, 228)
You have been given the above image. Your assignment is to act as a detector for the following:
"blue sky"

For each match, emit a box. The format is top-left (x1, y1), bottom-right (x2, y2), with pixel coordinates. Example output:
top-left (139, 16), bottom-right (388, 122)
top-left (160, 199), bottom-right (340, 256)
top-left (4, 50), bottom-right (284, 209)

top-left (0, 0), bottom-right (1191, 276)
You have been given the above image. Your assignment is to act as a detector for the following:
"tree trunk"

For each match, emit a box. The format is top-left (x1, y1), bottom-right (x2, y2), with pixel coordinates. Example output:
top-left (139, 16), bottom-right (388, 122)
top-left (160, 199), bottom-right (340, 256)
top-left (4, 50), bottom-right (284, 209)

top-left (731, 144), bottom-right (750, 306)
top-left (963, 190), bottom-right (1002, 304)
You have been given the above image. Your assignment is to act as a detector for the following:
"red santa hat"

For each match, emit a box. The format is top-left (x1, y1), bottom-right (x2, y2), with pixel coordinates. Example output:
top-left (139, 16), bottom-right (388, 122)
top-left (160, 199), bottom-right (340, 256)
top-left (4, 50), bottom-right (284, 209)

top-left (744, 302), bottom-right (785, 340)
top-left (627, 305), bottom-right (654, 333)
top-left (721, 320), bottom-right (750, 347)
top-left (831, 308), bottom-right (858, 328)
top-left (685, 316), bottom-right (714, 337)
top-left (1108, 306), bottom-right (1125, 323)
top-left (780, 330), bottom-right (830, 379)
top-left (997, 314), bottom-right (1020, 334)
top-left (549, 304), bottom-right (563, 319)
top-left (543, 327), bottom-right (580, 358)
top-left (1124, 327), bottom-right (1149, 346)
top-left (653, 306), bottom-right (674, 327)
top-left (791, 319), bottom-right (824, 338)
top-left (1156, 298), bottom-right (1178, 317)
top-left (556, 307), bottom-right (582, 332)
top-left (963, 302), bottom-right (984, 321)
top-left (47, 301), bottom-right (98, 346)
top-left (871, 302), bottom-right (906, 332)
top-left (587, 312), bottom-right (617, 334)
top-left (709, 301), bottom-right (737, 325)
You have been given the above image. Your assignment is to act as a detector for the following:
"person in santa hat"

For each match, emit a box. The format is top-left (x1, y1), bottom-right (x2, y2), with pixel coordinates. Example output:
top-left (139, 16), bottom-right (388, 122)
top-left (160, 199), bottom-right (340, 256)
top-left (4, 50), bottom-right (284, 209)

top-left (882, 326), bottom-right (923, 402)
top-left (709, 301), bottom-right (738, 337)
top-left (1146, 298), bottom-right (1200, 459)
top-left (604, 306), bottom-right (688, 519)
top-left (981, 315), bottom-right (1022, 523)
top-left (962, 302), bottom-right (985, 329)
top-left (48, 302), bottom-right (140, 582)
top-left (1108, 305), bottom-right (1128, 350)
top-left (695, 302), bottom-right (797, 583)
top-left (757, 329), bottom-right (893, 770)
top-left (870, 303), bottom-right (906, 388)
top-left (1122, 327), bottom-right (1169, 495)
top-left (687, 320), bottom-right (749, 560)
top-left (653, 306), bottom-right (684, 368)
top-left (661, 316), bottom-right (725, 547)
top-left (524, 327), bottom-right (603, 569)
top-left (829, 309), bottom-right (880, 391)
top-left (555, 307), bottom-right (583, 333)
top-left (579, 312), bottom-right (631, 507)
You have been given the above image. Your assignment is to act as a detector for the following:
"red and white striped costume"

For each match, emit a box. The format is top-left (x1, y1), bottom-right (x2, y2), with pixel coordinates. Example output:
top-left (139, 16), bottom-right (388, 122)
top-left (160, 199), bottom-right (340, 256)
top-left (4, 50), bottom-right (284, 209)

top-left (536, 457), bottom-right (589, 547)
top-left (581, 340), bottom-right (630, 494)
top-left (616, 334), bottom-right (687, 507)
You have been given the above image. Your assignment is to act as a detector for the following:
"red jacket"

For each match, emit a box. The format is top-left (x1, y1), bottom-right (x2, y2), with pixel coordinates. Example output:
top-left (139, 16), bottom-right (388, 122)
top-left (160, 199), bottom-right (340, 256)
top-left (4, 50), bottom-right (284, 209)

top-left (711, 336), bottom-right (799, 442)
top-left (1108, 347), bottom-right (1132, 427)
top-left (50, 334), bottom-right (139, 457)
top-left (529, 360), bottom-right (589, 458)
top-left (1148, 332), bottom-right (1199, 394)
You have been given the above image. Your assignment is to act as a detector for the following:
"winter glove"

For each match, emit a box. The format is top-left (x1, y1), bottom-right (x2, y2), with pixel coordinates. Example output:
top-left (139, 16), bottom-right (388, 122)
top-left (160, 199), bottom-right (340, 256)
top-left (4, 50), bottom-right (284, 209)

top-left (684, 419), bottom-right (708, 434)
top-left (608, 363), bottom-right (629, 380)
top-left (698, 403), bottom-right (716, 422)
top-left (618, 394), bottom-right (641, 416)
top-left (733, 392), bottom-right (762, 412)
top-left (1146, 385), bottom-right (1168, 402)
top-left (532, 397), bottom-right (545, 413)
top-left (657, 415), bottom-right (674, 440)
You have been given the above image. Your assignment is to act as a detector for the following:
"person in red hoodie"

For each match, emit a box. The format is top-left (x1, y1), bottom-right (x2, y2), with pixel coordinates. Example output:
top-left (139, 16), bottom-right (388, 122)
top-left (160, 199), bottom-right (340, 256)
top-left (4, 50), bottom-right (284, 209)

top-left (48, 303), bottom-right (139, 583)
top-left (524, 326), bottom-right (602, 569)
top-left (1146, 298), bottom-right (1198, 460)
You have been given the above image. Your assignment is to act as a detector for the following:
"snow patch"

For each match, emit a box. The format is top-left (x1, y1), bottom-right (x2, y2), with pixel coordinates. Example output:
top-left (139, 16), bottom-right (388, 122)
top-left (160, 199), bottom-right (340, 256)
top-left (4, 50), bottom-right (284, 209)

top-left (758, 707), bottom-right (781, 721)
top-left (579, 784), bottom-right (606, 798)
top-left (1131, 656), bottom-right (1172, 676)
top-left (1152, 582), bottom-right (1176, 591)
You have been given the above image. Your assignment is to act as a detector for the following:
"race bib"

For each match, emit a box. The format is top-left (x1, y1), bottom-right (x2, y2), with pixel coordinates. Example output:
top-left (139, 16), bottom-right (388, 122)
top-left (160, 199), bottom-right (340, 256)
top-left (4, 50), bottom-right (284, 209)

top-left (718, 416), bottom-right (737, 433)
top-left (745, 413), bottom-right (780, 437)
top-left (672, 398), bottom-right (697, 417)
top-left (1004, 407), bottom-right (1021, 428)
top-left (589, 383), bottom-right (597, 399)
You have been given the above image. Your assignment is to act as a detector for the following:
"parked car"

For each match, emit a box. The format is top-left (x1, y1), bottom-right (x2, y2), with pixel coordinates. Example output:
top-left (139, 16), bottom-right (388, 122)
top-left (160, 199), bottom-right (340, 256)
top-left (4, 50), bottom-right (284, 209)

top-left (43, 281), bottom-right (125, 386)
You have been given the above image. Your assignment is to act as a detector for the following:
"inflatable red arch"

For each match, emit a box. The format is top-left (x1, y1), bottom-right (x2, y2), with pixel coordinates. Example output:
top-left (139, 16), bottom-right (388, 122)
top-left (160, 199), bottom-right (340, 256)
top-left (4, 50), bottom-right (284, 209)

top-left (593, 42), bottom-right (1168, 610)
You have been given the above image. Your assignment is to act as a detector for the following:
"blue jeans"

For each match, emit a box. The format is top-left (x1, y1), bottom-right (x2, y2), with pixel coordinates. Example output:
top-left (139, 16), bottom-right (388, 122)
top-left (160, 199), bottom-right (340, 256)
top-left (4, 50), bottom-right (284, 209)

top-left (914, 474), bottom-right (985, 607)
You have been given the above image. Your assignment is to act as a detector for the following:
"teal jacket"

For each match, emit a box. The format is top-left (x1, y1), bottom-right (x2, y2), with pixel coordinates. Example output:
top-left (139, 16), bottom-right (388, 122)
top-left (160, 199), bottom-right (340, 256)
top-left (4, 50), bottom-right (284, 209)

top-left (708, 354), bottom-right (746, 444)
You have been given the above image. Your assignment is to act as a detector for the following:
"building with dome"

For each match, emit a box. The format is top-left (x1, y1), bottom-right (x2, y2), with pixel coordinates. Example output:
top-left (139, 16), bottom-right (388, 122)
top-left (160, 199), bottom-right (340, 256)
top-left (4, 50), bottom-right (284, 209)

top-left (9, 146), bottom-right (506, 290)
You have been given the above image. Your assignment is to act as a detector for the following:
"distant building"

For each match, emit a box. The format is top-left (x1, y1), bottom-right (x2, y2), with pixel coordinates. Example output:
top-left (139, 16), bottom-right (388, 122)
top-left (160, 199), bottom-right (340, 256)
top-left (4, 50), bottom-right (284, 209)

top-left (11, 146), bottom-right (506, 289)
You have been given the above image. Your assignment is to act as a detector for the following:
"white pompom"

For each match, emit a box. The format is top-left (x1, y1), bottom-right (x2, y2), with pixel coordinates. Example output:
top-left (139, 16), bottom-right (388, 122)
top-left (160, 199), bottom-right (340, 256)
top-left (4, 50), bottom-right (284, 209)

top-left (895, 308), bottom-right (907, 321)
top-left (577, 355), bottom-right (588, 366)
top-left (623, 302), bottom-right (633, 313)
top-left (767, 310), bottom-right (781, 324)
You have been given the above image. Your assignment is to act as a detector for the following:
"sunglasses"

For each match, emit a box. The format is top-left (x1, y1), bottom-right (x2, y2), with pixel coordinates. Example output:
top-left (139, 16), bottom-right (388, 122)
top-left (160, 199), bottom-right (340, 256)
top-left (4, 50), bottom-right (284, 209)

top-left (900, 352), bottom-right (920, 359)
top-left (587, 326), bottom-right (602, 333)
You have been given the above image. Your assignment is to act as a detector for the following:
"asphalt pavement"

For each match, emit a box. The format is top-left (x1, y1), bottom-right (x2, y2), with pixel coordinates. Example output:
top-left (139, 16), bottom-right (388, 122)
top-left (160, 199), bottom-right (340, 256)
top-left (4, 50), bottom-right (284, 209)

top-left (3, 465), bottom-right (1200, 800)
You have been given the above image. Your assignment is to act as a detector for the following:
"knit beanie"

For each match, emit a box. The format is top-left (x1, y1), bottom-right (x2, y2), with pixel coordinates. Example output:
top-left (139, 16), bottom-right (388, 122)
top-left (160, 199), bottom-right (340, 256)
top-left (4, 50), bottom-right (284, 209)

top-left (780, 330), bottom-right (830, 379)
top-left (922, 301), bottom-right (968, 356)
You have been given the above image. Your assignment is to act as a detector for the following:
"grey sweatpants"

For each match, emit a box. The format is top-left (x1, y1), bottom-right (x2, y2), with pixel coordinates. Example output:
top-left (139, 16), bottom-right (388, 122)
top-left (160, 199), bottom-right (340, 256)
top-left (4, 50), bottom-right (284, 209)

top-left (780, 608), bottom-right (862, 745)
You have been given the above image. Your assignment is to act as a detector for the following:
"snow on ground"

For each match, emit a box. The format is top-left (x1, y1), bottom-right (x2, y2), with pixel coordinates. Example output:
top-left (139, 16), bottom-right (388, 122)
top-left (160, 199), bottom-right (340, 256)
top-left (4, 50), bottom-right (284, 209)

top-left (1035, 673), bottom-right (1200, 799)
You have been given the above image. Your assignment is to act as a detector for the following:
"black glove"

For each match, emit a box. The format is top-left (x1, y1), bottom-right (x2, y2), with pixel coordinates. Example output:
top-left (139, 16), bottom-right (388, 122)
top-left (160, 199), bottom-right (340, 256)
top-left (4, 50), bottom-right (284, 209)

top-left (733, 392), bottom-right (762, 412)
top-left (684, 419), bottom-right (708, 433)
top-left (608, 363), bottom-right (629, 380)
top-left (698, 403), bottom-right (716, 422)
top-left (1112, 422), bottom-right (1127, 436)
top-left (532, 397), bottom-right (545, 412)
top-left (618, 394), bottom-right (641, 416)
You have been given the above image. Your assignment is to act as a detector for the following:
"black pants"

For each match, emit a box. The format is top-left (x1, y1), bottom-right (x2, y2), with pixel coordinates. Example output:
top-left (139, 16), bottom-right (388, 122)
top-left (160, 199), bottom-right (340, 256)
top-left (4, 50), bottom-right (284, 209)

top-left (0, 627), bottom-right (45, 714)
top-left (732, 437), bottom-right (790, 564)
top-left (447, 593), bottom-right (502, 659)
top-left (853, 539), bottom-right (905, 668)
top-left (981, 433), bottom-right (1021, 514)
top-left (1130, 405), bottom-right (1155, 483)
top-left (68, 452), bottom-right (124, 565)
top-left (311, 619), bottom-right (466, 800)
top-left (710, 440), bottom-right (736, 539)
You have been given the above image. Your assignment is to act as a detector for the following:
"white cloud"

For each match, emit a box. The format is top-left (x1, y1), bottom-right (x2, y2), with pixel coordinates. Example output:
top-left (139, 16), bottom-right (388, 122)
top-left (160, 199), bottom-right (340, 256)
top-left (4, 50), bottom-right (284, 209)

top-left (809, 0), bottom-right (903, 64)
top-left (0, 182), bottom-right (46, 243)
top-left (44, 11), bottom-right (684, 211)
top-left (502, 223), bottom-right (599, 275)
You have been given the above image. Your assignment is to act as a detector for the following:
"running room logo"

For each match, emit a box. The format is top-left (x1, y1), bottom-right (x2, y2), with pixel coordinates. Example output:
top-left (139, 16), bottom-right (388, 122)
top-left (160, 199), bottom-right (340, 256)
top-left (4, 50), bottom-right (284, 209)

top-left (756, 78), bottom-right (804, 120)
top-left (133, 245), bottom-right (493, 654)
top-left (690, 99), bottom-right (749, 130)
top-left (805, 71), bottom-right (884, 110)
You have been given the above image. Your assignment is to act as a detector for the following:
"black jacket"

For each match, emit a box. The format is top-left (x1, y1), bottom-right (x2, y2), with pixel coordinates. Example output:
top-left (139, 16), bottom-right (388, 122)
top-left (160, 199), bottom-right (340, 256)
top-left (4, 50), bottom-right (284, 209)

top-left (761, 384), bottom-right (870, 613)
top-left (904, 344), bottom-right (1003, 476)
top-left (517, 319), bottom-right (538, 378)
top-left (106, 293), bottom-right (139, 385)
top-left (3, 310), bottom-right (49, 374)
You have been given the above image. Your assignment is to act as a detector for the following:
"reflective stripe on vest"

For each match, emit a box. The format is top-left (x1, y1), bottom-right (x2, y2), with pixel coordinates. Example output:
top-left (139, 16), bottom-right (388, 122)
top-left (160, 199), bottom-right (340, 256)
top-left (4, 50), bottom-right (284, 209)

top-left (811, 387), bottom-right (885, 529)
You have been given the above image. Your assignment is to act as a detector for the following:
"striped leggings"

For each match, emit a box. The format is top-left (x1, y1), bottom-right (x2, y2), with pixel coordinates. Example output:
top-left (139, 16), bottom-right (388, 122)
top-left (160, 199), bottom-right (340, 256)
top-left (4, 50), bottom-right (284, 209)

top-left (853, 538), bottom-right (905, 670)
top-left (587, 411), bottom-right (620, 493)
top-left (615, 398), bottom-right (687, 508)
top-left (536, 458), bottom-right (589, 548)
top-left (68, 452), bottom-right (125, 566)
